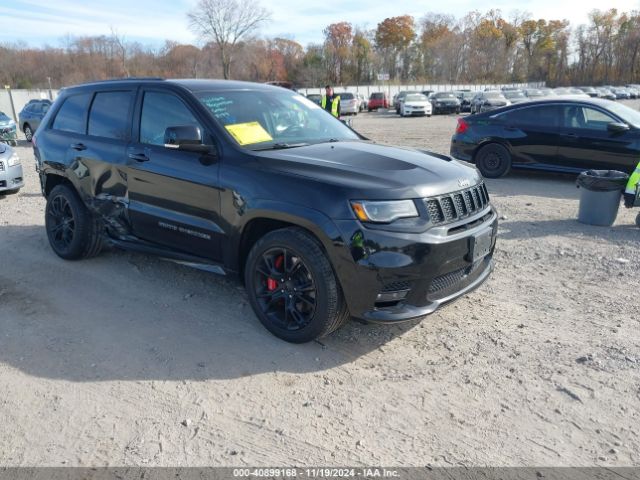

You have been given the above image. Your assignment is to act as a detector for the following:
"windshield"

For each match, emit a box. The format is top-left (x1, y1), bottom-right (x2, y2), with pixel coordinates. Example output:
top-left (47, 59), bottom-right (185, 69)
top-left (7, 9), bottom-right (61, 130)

top-left (485, 92), bottom-right (504, 99)
top-left (371, 93), bottom-right (384, 99)
top-left (197, 90), bottom-right (359, 149)
top-left (0, 112), bottom-right (11, 122)
top-left (340, 93), bottom-right (354, 99)
top-left (607, 102), bottom-right (640, 128)
top-left (435, 93), bottom-right (456, 98)
top-left (406, 94), bottom-right (427, 102)
top-left (504, 91), bottom-right (525, 99)
top-left (526, 90), bottom-right (544, 97)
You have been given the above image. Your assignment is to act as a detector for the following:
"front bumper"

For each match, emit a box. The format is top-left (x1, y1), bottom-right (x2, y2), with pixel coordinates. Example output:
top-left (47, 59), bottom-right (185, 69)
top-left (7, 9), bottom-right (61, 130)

top-left (403, 107), bottom-right (431, 116)
top-left (333, 207), bottom-right (498, 322)
top-left (0, 162), bottom-right (24, 192)
top-left (433, 104), bottom-right (460, 113)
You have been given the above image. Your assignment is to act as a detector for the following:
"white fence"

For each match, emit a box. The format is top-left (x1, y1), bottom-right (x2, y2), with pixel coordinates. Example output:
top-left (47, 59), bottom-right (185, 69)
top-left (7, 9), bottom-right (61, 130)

top-left (0, 89), bottom-right (60, 123)
top-left (299, 82), bottom-right (546, 97)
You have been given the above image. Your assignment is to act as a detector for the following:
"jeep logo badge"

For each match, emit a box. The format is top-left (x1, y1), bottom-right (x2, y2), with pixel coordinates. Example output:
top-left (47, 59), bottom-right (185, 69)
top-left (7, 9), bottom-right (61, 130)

top-left (458, 178), bottom-right (471, 188)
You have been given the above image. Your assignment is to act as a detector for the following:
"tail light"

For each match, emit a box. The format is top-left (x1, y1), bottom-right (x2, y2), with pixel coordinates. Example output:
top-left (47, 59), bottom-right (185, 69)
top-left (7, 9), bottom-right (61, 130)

top-left (456, 118), bottom-right (469, 134)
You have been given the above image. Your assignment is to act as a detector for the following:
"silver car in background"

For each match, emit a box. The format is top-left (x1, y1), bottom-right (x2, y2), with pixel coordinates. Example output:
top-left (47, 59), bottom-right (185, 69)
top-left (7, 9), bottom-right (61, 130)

top-left (339, 92), bottom-right (359, 115)
top-left (0, 143), bottom-right (23, 195)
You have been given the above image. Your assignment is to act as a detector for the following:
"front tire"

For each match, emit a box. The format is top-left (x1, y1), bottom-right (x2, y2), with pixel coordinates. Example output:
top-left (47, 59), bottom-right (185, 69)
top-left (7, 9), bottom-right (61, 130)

top-left (45, 184), bottom-right (104, 260)
top-left (244, 227), bottom-right (349, 343)
top-left (475, 143), bottom-right (512, 178)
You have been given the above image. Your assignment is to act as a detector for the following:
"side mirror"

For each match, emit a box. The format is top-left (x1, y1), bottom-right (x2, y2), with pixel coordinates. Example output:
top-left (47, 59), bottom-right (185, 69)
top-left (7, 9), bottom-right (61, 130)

top-left (164, 125), bottom-right (211, 153)
top-left (607, 122), bottom-right (630, 133)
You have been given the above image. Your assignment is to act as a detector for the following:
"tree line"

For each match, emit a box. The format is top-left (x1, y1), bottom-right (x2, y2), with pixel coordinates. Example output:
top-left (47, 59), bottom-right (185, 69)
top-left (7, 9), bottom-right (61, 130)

top-left (1, 6), bottom-right (638, 90)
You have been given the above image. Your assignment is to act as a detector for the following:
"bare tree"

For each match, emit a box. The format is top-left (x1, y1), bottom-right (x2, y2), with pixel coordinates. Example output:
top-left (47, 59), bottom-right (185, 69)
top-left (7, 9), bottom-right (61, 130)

top-left (110, 27), bottom-right (130, 77)
top-left (187, 0), bottom-right (271, 79)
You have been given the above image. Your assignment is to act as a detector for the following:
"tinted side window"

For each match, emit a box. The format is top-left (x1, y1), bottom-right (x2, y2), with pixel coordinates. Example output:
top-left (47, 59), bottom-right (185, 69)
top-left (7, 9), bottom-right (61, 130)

top-left (140, 92), bottom-right (203, 146)
top-left (500, 105), bottom-right (559, 128)
top-left (560, 106), bottom-right (616, 131)
top-left (88, 91), bottom-right (132, 140)
top-left (52, 94), bottom-right (92, 134)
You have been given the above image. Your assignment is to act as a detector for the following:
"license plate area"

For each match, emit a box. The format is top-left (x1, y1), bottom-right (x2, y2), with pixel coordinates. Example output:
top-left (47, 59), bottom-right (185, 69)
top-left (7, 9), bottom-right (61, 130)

top-left (468, 228), bottom-right (493, 262)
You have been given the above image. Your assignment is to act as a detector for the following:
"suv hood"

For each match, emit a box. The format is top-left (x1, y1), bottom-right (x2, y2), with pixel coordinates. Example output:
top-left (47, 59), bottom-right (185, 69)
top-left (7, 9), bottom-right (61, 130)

top-left (253, 141), bottom-right (482, 198)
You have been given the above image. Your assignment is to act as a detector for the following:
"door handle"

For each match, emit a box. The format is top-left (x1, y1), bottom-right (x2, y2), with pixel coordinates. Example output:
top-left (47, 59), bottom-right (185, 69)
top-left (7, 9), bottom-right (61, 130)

top-left (561, 133), bottom-right (578, 138)
top-left (128, 153), bottom-right (150, 162)
top-left (70, 143), bottom-right (87, 151)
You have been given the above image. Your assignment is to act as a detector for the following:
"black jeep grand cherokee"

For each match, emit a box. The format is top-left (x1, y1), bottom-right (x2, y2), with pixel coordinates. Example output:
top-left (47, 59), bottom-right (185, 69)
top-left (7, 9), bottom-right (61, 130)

top-left (34, 79), bottom-right (498, 343)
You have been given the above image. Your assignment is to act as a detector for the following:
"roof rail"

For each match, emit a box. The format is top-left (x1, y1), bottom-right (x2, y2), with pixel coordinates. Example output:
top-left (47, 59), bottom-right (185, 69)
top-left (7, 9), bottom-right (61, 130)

top-left (90, 77), bottom-right (165, 83)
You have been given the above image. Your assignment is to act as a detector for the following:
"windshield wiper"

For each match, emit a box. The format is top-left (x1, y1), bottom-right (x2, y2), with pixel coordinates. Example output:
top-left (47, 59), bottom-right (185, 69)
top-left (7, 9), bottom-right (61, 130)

top-left (251, 142), bottom-right (309, 151)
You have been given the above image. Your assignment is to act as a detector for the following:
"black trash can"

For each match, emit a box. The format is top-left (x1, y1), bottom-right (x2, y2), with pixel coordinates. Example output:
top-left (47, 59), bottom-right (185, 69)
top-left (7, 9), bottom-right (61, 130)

top-left (576, 170), bottom-right (629, 226)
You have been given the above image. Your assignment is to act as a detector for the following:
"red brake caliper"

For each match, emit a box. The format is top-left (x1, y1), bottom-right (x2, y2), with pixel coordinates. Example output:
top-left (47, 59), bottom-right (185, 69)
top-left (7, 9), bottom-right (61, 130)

top-left (267, 255), bottom-right (284, 291)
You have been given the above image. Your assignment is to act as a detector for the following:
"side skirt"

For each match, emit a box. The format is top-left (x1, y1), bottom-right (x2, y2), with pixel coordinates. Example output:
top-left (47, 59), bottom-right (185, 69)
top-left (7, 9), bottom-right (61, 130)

top-left (107, 237), bottom-right (227, 276)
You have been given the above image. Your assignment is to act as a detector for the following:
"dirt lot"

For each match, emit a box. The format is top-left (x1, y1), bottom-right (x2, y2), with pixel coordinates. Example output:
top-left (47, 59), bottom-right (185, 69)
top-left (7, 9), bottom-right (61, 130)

top-left (0, 104), bottom-right (639, 467)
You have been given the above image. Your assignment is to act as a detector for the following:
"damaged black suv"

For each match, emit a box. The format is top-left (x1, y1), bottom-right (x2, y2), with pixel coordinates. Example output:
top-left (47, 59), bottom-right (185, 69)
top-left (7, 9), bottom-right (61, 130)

top-left (34, 79), bottom-right (498, 343)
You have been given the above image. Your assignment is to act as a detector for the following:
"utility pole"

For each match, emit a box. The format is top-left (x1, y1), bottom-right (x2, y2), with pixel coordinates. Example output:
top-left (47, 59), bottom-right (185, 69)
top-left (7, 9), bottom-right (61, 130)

top-left (47, 77), bottom-right (53, 100)
top-left (4, 85), bottom-right (17, 123)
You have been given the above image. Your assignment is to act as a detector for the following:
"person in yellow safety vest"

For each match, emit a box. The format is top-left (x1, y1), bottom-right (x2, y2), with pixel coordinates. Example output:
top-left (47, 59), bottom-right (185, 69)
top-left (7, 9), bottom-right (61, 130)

top-left (321, 85), bottom-right (341, 118)
top-left (624, 160), bottom-right (640, 208)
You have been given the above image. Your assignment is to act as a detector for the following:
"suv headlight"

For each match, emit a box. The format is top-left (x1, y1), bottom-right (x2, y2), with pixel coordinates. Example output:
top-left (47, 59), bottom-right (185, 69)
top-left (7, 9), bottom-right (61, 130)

top-left (351, 200), bottom-right (418, 223)
top-left (7, 152), bottom-right (20, 167)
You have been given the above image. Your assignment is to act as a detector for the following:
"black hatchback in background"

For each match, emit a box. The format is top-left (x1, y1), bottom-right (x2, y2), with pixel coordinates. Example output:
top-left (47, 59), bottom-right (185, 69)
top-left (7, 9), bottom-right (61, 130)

top-left (450, 98), bottom-right (640, 178)
top-left (33, 78), bottom-right (498, 343)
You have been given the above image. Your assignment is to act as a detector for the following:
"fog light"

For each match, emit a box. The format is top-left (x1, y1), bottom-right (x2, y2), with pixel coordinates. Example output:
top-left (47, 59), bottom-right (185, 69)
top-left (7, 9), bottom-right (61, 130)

top-left (376, 290), bottom-right (409, 303)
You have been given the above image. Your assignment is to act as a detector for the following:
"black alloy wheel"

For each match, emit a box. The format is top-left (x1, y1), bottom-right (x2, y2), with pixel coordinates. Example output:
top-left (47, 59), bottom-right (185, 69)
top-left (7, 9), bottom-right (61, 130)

top-left (45, 184), bottom-right (104, 259)
top-left (46, 194), bottom-right (75, 252)
top-left (253, 247), bottom-right (317, 331)
top-left (244, 228), bottom-right (349, 343)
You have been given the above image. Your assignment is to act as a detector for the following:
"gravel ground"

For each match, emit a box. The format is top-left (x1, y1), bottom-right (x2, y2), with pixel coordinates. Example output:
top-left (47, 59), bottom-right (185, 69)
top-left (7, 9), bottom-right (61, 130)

top-left (0, 102), bottom-right (639, 467)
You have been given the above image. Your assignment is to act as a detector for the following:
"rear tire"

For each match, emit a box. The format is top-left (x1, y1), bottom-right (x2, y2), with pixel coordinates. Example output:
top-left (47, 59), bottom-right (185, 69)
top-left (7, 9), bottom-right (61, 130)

top-left (45, 184), bottom-right (104, 260)
top-left (24, 125), bottom-right (33, 142)
top-left (475, 143), bottom-right (512, 178)
top-left (244, 227), bottom-right (350, 343)
top-left (636, 213), bottom-right (640, 228)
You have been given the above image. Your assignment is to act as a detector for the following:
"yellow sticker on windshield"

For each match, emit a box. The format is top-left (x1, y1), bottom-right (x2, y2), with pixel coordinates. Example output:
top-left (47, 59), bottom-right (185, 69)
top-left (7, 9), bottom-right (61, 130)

top-left (224, 121), bottom-right (273, 145)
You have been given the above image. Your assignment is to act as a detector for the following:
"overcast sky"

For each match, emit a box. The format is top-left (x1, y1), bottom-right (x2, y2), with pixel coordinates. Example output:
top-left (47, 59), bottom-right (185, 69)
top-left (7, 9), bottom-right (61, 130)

top-left (1, 0), bottom-right (639, 48)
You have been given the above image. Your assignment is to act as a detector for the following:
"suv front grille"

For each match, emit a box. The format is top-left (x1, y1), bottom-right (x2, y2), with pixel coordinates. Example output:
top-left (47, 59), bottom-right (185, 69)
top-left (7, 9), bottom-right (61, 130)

top-left (424, 183), bottom-right (489, 226)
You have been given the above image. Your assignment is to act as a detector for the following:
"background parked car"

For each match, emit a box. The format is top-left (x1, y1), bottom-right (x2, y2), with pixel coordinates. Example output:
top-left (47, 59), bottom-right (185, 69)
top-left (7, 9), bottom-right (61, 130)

top-left (595, 87), bottom-right (616, 100)
top-left (368, 92), bottom-right (389, 110)
top-left (610, 87), bottom-right (630, 99)
top-left (399, 93), bottom-right (432, 117)
top-left (357, 93), bottom-right (368, 111)
top-left (524, 88), bottom-right (547, 99)
top-left (18, 99), bottom-right (51, 142)
top-left (339, 92), bottom-right (359, 115)
top-left (539, 88), bottom-right (557, 97)
top-left (305, 93), bottom-right (322, 105)
top-left (502, 90), bottom-right (528, 104)
top-left (455, 91), bottom-right (476, 112)
top-left (0, 143), bottom-right (24, 195)
top-left (578, 87), bottom-right (599, 97)
top-left (429, 92), bottom-right (461, 114)
top-left (450, 98), bottom-right (640, 178)
top-left (0, 111), bottom-right (18, 146)
top-left (394, 90), bottom-right (420, 113)
top-left (470, 91), bottom-right (510, 114)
